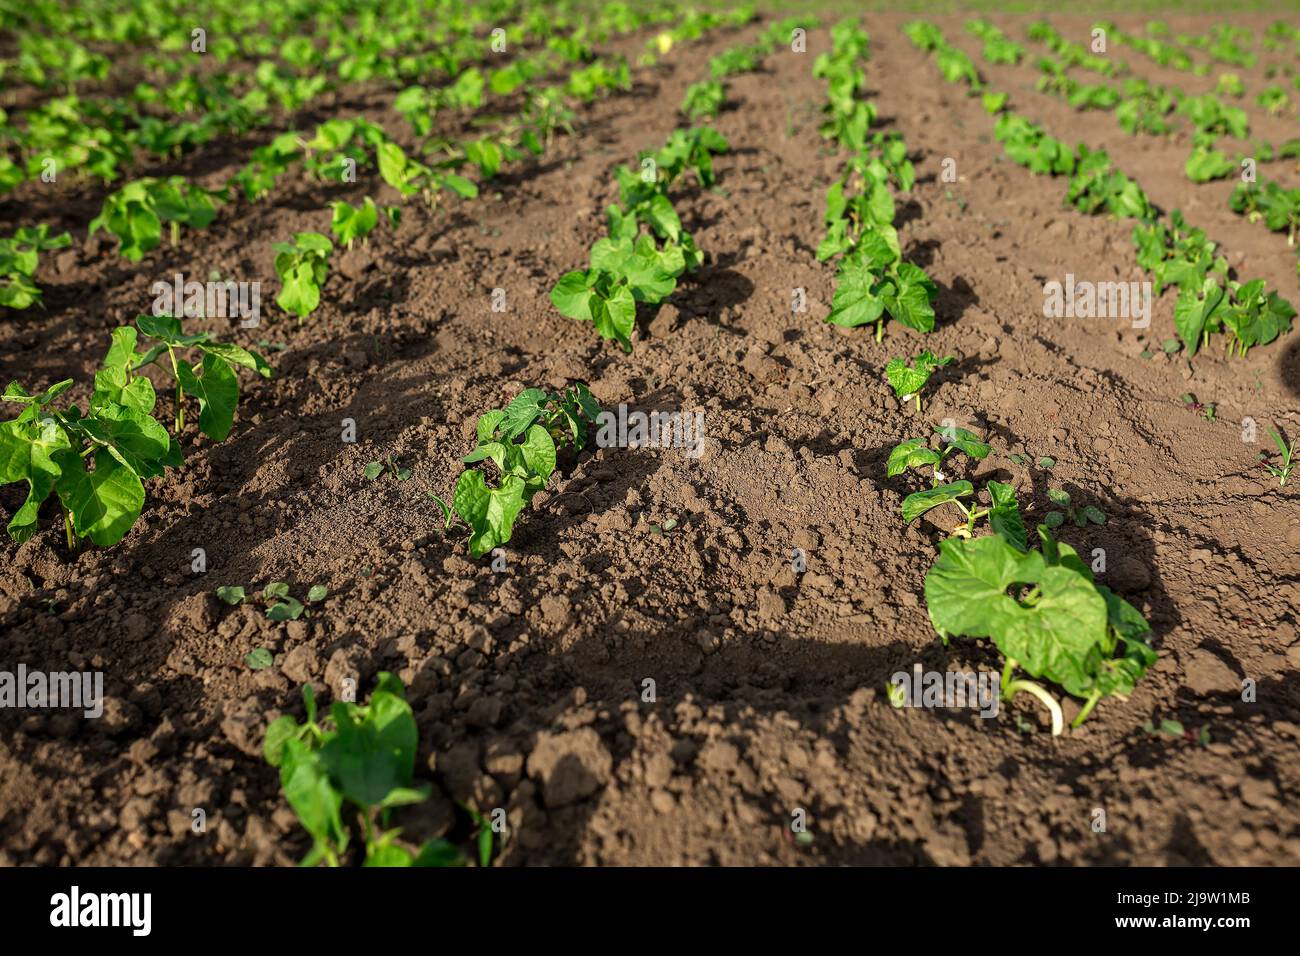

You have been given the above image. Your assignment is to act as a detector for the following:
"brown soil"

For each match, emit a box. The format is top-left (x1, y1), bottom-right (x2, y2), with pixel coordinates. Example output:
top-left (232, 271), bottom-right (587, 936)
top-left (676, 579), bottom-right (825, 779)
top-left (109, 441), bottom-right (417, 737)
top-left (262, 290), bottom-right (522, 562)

top-left (2, 12), bottom-right (1300, 867)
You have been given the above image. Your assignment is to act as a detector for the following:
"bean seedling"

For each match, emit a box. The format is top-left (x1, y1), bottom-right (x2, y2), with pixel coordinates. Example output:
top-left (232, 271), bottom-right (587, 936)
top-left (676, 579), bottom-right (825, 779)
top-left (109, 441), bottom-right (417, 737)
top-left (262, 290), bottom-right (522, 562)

top-left (885, 351), bottom-right (954, 411)
top-left (273, 232), bottom-right (333, 320)
top-left (926, 525), bottom-right (1156, 734)
top-left (216, 581), bottom-right (327, 621)
top-left (1042, 488), bottom-right (1107, 528)
top-left (131, 315), bottom-right (273, 440)
top-left (263, 675), bottom-right (463, 867)
top-left (0, 225), bottom-right (72, 310)
top-left (364, 456), bottom-right (412, 481)
top-left (887, 425), bottom-right (1028, 544)
top-left (432, 384), bottom-right (601, 558)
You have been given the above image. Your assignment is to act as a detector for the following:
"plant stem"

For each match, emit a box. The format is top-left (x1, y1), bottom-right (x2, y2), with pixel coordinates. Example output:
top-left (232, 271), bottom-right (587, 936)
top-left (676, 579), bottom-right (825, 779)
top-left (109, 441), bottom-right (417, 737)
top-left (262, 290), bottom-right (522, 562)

top-left (1003, 679), bottom-right (1064, 736)
top-left (360, 808), bottom-right (373, 850)
top-left (62, 504), bottom-right (75, 552)
top-left (875, 322), bottom-right (884, 344)
top-left (1000, 657), bottom-right (1016, 694)
top-left (166, 346), bottom-right (183, 433)
top-left (915, 393), bottom-right (923, 413)
top-left (1072, 689), bottom-right (1102, 728)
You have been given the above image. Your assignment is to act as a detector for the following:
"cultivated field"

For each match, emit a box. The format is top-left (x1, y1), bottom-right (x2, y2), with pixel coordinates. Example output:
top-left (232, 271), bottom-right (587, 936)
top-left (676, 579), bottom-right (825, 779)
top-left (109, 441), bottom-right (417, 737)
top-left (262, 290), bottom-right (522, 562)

top-left (2, 2), bottom-right (1299, 866)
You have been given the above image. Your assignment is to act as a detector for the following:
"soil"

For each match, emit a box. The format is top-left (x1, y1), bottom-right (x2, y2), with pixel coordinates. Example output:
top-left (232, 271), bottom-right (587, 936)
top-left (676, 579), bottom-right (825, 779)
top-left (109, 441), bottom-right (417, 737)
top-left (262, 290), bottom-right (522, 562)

top-left (2, 11), bottom-right (1300, 867)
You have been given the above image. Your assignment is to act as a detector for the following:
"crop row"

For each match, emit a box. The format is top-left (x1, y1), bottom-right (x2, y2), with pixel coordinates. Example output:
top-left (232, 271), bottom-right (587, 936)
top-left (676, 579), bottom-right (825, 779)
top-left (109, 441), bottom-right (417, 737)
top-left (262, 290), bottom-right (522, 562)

top-left (961, 19), bottom-right (1300, 284)
top-left (0, 4), bottom-right (758, 312)
top-left (1, 6), bottom-right (763, 556)
top-left (813, 22), bottom-right (934, 342)
top-left (910, 21), bottom-right (1297, 358)
top-left (424, 24), bottom-right (811, 559)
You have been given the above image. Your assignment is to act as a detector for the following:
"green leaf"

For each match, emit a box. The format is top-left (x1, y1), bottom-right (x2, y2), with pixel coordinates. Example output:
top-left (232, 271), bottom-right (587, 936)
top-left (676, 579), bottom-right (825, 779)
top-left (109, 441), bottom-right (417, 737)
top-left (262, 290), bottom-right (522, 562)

top-left (330, 197), bottom-right (378, 247)
top-left (92, 328), bottom-right (155, 414)
top-left (0, 416), bottom-right (67, 543)
top-left (1174, 277), bottom-right (1226, 357)
top-left (135, 313), bottom-right (184, 344)
top-left (307, 584), bottom-right (328, 603)
top-left (363, 461), bottom-right (384, 480)
top-left (453, 470), bottom-right (527, 559)
top-left (499, 388), bottom-right (548, 440)
top-left (429, 491), bottom-right (454, 528)
top-left (826, 258), bottom-right (886, 328)
top-left (885, 351), bottom-right (953, 399)
top-left (280, 738), bottom-right (347, 854)
top-left (245, 648), bottom-right (274, 670)
top-left (53, 448), bottom-right (145, 546)
top-left (1095, 585), bottom-right (1156, 696)
top-left (936, 425), bottom-right (991, 459)
top-left (1185, 146), bottom-right (1236, 182)
top-left (262, 714), bottom-right (300, 767)
top-left (363, 840), bottom-right (414, 867)
top-left (267, 597), bottom-right (304, 621)
top-left (885, 262), bottom-right (938, 332)
top-left (74, 404), bottom-right (171, 478)
top-left (442, 174), bottom-right (478, 198)
top-left (277, 258), bottom-right (324, 318)
top-left (924, 534), bottom-right (1109, 697)
top-left (412, 839), bottom-right (466, 867)
top-left (216, 585), bottom-right (246, 605)
top-left (886, 437), bottom-right (941, 477)
top-left (518, 424), bottom-right (557, 487)
top-left (901, 480), bottom-right (973, 523)
top-left (550, 270), bottom-right (594, 321)
top-left (475, 410), bottom-right (506, 443)
top-left (198, 341), bottom-right (273, 379)
top-left (590, 283), bottom-right (637, 352)
top-left (592, 235), bottom-right (679, 304)
top-left (988, 480), bottom-right (1027, 551)
top-left (176, 354), bottom-right (239, 441)
top-left (320, 688), bottom-right (420, 808)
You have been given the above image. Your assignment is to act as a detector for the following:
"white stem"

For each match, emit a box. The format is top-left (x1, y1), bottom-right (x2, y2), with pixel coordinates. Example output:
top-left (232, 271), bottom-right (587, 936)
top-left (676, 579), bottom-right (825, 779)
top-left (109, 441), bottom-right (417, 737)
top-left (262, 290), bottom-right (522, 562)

top-left (1004, 679), bottom-right (1064, 736)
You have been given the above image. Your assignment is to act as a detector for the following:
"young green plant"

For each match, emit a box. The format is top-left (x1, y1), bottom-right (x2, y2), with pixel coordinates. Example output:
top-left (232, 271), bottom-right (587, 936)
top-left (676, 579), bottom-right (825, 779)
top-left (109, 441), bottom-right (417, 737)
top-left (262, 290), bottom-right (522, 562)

top-left (263, 675), bottom-right (463, 867)
top-left (1042, 488), bottom-right (1107, 529)
top-left (886, 425), bottom-right (1025, 543)
top-left (926, 525), bottom-right (1156, 734)
top-left (885, 351), bottom-right (953, 411)
top-left (273, 232), bottom-right (333, 320)
top-left (431, 384), bottom-right (601, 558)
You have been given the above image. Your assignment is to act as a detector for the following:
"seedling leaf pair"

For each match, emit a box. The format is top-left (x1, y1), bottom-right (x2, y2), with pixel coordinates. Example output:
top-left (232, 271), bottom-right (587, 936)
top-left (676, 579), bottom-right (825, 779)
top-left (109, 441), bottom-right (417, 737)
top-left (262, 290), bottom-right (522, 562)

top-left (885, 351), bottom-right (954, 410)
